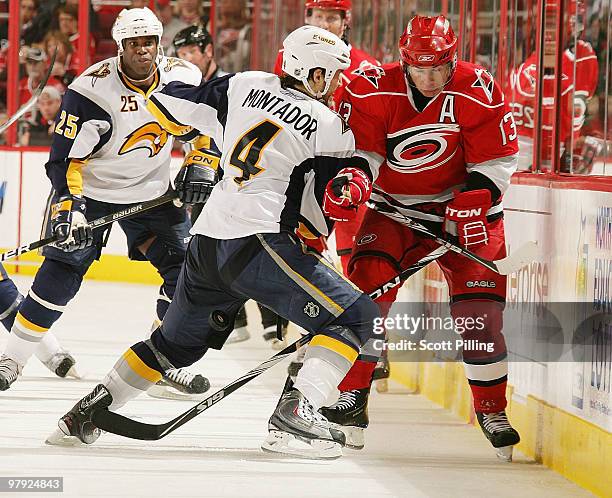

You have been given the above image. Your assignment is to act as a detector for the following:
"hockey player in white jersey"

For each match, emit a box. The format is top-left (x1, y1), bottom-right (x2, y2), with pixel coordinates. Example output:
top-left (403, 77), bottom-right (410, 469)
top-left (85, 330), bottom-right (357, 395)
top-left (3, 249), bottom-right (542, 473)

top-left (51, 25), bottom-right (380, 460)
top-left (0, 7), bottom-right (209, 396)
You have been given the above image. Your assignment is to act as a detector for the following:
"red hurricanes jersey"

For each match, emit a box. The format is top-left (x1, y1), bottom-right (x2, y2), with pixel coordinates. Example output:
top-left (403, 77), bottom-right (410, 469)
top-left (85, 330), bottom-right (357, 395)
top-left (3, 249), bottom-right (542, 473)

top-left (340, 61), bottom-right (519, 222)
top-left (508, 40), bottom-right (598, 152)
top-left (273, 45), bottom-right (379, 110)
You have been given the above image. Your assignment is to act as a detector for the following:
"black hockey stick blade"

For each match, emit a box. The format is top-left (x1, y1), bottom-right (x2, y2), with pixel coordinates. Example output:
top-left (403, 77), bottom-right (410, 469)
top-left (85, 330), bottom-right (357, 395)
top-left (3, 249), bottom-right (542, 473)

top-left (0, 48), bottom-right (58, 135)
top-left (92, 334), bottom-right (313, 440)
top-left (0, 192), bottom-right (175, 263)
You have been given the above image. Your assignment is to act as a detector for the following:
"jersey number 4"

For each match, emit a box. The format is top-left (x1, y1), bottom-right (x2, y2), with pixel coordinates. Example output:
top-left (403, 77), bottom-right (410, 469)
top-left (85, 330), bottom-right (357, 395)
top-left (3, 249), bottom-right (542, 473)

top-left (230, 120), bottom-right (282, 186)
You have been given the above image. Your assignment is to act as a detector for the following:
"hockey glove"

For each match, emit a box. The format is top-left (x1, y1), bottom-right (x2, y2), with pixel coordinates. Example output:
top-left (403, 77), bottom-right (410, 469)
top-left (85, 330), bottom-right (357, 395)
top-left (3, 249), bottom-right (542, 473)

top-left (322, 167), bottom-right (372, 222)
top-left (174, 148), bottom-right (220, 204)
top-left (443, 189), bottom-right (491, 248)
top-left (50, 195), bottom-right (93, 252)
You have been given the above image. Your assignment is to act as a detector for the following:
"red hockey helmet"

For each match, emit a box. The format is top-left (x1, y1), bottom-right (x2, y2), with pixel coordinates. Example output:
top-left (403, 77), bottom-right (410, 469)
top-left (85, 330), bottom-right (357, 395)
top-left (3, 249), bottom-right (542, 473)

top-left (399, 15), bottom-right (458, 68)
top-left (305, 0), bottom-right (352, 11)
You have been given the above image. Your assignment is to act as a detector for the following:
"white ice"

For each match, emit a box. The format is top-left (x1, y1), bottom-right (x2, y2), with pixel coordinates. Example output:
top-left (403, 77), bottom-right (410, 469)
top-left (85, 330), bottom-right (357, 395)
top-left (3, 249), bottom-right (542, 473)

top-left (0, 276), bottom-right (590, 498)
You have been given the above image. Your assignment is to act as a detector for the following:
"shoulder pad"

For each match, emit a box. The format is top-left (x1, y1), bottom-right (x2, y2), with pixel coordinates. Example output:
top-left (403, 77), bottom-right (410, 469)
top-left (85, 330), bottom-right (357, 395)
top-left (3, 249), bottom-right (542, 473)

top-left (345, 62), bottom-right (404, 96)
top-left (71, 58), bottom-right (115, 92)
top-left (448, 61), bottom-right (505, 106)
top-left (159, 57), bottom-right (202, 85)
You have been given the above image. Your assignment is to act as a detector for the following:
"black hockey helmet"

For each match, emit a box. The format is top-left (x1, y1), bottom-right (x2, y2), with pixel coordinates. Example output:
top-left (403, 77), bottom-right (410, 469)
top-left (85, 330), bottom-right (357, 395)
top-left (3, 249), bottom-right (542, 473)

top-left (173, 25), bottom-right (213, 52)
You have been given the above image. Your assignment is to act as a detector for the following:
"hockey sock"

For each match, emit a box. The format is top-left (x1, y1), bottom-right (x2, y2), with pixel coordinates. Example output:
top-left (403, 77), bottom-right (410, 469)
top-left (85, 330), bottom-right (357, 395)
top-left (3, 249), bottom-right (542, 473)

top-left (145, 239), bottom-right (183, 322)
top-left (103, 341), bottom-right (164, 410)
top-left (0, 278), bottom-right (23, 331)
top-left (338, 360), bottom-right (377, 391)
top-left (469, 377), bottom-right (508, 413)
top-left (294, 335), bottom-right (357, 410)
top-left (34, 332), bottom-right (64, 364)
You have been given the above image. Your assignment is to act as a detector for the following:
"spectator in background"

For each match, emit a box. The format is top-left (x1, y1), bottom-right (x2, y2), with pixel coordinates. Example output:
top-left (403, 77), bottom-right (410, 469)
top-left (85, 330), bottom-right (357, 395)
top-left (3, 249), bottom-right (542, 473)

top-left (57, 4), bottom-right (96, 71)
top-left (216, 0), bottom-right (251, 72)
top-left (130, 0), bottom-right (149, 7)
top-left (173, 25), bottom-right (226, 83)
top-left (19, 47), bottom-right (65, 108)
top-left (19, 86), bottom-right (62, 146)
top-left (177, 0), bottom-right (204, 25)
top-left (157, 0), bottom-right (189, 56)
top-left (44, 30), bottom-right (77, 87)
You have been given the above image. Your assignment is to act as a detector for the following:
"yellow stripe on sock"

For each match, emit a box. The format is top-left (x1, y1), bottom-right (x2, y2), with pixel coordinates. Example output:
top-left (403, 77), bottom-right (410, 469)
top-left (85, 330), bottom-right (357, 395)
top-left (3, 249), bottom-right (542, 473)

top-left (122, 349), bottom-right (162, 384)
top-left (310, 335), bottom-right (358, 363)
top-left (16, 312), bottom-right (48, 333)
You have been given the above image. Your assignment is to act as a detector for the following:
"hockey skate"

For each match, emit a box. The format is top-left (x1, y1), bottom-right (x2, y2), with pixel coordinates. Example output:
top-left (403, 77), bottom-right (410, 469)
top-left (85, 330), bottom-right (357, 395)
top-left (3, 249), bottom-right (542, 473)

top-left (147, 368), bottom-right (210, 400)
top-left (319, 388), bottom-right (370, 450)
top-left (373, 352), bottom-right (391, 393)
top-left (261, 388), bottom-right (346, 460)
top-left (0, 355), bottom-right (22, 391)
top-left (476, 410), bottom-right (521, 462)
top-left (262, 324), bottom-right (287, 350)
top-left (225, 306), bottom-right (250, 344)
top-left (46, 384), bottom-right (112, 446)
top-left (225, 325), bottom-right (250, 344)
top-left (42, 351), bottom-right (81, 379)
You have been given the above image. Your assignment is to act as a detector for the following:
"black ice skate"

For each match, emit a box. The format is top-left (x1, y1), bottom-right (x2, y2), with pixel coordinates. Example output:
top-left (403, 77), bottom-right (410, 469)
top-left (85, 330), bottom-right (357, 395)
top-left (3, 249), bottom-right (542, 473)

top-left (262, 324), bottom-right (288, 350)
top-left (42, 350), bottom-right (80, 379)
top-left (261, 388), bottom-right (346, 459)
top-left (148, 368), bottom-right (210, 400)
top-left (0, 355), bottom-right (22, 391)
top-left (319, 388), bottom-right (370, 450)
top-left (47, 384), bottom-right (112, 446)
top-left (476, 410), bottom-right (521, 462)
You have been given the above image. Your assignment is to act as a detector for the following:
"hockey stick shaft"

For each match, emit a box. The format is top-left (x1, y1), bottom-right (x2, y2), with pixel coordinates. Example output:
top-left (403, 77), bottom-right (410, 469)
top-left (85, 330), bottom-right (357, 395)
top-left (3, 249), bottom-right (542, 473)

top-left (0, 193), bottom-right (175, 263)
top-left (381, 208), bottom-right (537, 275)
top-left (0, 48), bottom-right (58, 135)
top-left (92, 333), bottom-right (314, 440)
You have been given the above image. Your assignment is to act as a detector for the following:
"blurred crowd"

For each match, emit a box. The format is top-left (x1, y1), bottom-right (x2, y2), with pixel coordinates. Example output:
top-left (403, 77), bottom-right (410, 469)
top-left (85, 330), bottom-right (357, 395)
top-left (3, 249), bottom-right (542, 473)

top-left (0, 0), bottom-right (253, 146)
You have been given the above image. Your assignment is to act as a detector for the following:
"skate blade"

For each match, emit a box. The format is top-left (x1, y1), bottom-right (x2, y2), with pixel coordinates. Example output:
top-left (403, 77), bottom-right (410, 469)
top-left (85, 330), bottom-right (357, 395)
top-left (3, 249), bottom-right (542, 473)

top-left (45, 428), bottom-right (84, 447)
top-left (494, 445), bottom-right (514, 462)
top-left (261, 430), bottom-right (342, 460)
top-left (146, 384), bottom-right (203, 401)
top-left (328, 423), bottom-right (365, 450)
top-left (65, 366), bottom-right (82, 380)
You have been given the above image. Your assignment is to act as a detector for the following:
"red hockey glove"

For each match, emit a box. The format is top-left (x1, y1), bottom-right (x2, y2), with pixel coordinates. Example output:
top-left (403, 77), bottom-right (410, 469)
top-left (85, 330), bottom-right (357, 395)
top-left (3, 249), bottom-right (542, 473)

top-left (443, 189), bottom-right (492, 248)
top-left (322, 167), bottom-right (372, 222)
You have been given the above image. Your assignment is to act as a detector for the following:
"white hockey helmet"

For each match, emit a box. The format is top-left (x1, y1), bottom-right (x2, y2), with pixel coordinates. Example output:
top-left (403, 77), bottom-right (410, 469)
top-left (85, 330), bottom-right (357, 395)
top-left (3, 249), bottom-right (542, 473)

top-left (282, 25), bottom-right (351, 98)
top-left (112, 7), bottom-right (163, 58)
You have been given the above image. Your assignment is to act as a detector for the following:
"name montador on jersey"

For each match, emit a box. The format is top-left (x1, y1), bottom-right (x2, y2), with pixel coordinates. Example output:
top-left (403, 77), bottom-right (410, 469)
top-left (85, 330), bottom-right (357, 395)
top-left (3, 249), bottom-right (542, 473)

top-left (242, 88), bottom-right (317, 140)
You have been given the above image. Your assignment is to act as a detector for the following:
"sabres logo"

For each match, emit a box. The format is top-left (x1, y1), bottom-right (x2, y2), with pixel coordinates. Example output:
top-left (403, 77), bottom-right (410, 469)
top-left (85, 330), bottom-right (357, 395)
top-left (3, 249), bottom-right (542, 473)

top-left (164, 57), bottom-right (188, 72)
top-left (352, 62), bottom-right (385, 89)
top-left (471, 68), bottom-right (495, 103)
top-left (118, 122), bottom-right (169, 157)
top-left (86, 62), bottom-right (111, 88)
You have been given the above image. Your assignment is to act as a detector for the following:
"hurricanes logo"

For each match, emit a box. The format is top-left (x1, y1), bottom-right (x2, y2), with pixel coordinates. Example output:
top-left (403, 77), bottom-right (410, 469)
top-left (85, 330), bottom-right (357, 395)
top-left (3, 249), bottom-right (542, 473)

top-left (164, 57), bottom-right (188, 72)
top-left (386, 123), bottom-right (460, 173)
top-left (118, 122), bottom-right (169, 157)
top-left (352, 62), bottom-right (385, 88)
top-left (471, 68), bottom-right (495, 103)
top-left (86, 62), bottom-right (111, 87)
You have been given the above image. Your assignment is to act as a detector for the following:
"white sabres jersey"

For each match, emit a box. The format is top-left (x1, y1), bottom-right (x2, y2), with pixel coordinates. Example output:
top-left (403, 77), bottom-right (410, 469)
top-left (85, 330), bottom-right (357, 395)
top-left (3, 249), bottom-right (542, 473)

top-left (46, 56), bottom-right (202, 203)
top-left (148, 71), bottom-right (360, 239)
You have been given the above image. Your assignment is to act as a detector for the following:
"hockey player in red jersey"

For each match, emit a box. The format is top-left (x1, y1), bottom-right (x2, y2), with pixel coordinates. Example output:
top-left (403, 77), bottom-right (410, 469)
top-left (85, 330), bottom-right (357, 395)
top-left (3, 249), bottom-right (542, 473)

top-left (320, 15), bottom-right (522, 462)
top-left (508, 0), bottom-right (599, 172)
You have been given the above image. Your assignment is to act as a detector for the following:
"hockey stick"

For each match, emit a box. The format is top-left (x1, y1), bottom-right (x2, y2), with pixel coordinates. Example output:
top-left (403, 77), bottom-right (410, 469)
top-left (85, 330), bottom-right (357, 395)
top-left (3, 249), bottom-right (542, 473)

top-left (90, 248), bottom-right (449, 441)
top-left (0, 192), bottom-right (175, 263)
top-left (92, 334), bottom-right (314, 440)
top-left (379, 207), bottom-right (538, 275)
top-left (0, 48), bottom-right (58, 135)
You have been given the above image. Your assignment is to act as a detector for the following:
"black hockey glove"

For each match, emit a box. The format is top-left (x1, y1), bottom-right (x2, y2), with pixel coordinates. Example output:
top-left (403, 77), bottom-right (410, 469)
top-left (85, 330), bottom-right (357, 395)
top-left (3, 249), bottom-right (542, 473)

top-left (50, 195), bottom-right (93, 252)
top-left (174, 148), bottom-right (220, 204)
